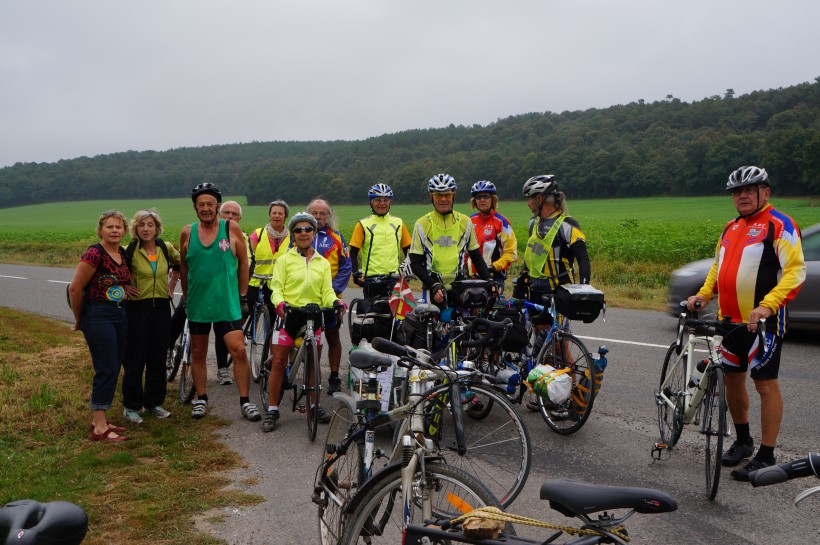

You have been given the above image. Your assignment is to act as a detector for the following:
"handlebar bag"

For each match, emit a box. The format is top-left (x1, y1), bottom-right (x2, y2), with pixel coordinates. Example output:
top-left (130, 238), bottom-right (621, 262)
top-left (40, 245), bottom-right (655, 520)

top-left (555, 284), bottom-right (605, 323)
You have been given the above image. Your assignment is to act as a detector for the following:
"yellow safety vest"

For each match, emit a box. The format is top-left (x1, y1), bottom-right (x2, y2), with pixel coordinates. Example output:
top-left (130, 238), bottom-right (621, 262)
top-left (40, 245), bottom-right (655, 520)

top-left (250, 228), bottom-right (290, 287)
top-left (524, 214), bottom-right (565, 280)
top-left (359, 214), bottom-right (405, 276)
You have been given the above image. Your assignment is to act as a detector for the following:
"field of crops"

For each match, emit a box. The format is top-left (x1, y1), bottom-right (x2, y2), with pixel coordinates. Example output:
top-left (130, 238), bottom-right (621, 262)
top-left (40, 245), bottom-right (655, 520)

top-left (2, 195), bottom-right (817, 309)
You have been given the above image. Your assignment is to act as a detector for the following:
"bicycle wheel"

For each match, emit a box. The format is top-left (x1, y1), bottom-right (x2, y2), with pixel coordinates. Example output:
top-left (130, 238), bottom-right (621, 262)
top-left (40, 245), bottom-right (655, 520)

top-left (316, 396), bottom-right (363, 545)
top-left (702, 366), bottom-right (726, 501)
top-left (537, 334), bottom-right (596, 435)
top-left (166, 336), bottom-right (182, 382)
top-left (249, 305), bottom-right (271, 383)
top-left (658, 342), bottom-right (686, 448)
top-left (338, 461), bottom-right (501, 545)
top-left (178, 331), bottom-right (195, 403)
top-left (423, 382), bottom-right (531, 508)
top-left (305, 339), bottom-right (321, 441)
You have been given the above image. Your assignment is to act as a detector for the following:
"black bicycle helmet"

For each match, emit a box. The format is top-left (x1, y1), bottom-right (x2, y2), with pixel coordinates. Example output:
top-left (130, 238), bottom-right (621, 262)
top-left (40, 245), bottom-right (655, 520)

top-left (191, 182), bottom-right (222, 203)
top-left (726, 166), bottom-right (770, 192)
top-left (522, 175), bottom-right (558, 197)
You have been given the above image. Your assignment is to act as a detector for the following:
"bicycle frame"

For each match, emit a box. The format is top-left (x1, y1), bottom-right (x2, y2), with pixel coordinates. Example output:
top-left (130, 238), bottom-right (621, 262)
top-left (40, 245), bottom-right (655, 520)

top-left (659, 332), bottom-right (724, 427)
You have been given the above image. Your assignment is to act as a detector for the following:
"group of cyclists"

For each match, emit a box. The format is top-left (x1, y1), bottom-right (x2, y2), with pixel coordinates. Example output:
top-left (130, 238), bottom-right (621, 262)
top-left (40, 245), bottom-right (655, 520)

top-left (180, 172), bottom-right (591, 433)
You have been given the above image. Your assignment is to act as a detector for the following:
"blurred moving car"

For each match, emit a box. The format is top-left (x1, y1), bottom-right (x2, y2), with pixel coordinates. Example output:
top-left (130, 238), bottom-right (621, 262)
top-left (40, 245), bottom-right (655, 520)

top-left (667, 223), bottom-right (820, 325)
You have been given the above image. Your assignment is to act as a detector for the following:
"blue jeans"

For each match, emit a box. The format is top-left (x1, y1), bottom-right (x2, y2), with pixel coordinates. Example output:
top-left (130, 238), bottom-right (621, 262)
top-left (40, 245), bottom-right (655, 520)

top-left (81, 302), bottom-right (127, 411)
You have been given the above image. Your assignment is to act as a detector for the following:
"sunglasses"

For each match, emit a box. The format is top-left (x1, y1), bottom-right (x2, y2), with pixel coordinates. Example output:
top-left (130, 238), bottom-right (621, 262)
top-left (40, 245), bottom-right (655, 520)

top-left (292, 226), bottom-right (315, 234)
top-left (474, 194), bottom-right (492, 200)
top-left (432, 192), bottom-right (455, 200)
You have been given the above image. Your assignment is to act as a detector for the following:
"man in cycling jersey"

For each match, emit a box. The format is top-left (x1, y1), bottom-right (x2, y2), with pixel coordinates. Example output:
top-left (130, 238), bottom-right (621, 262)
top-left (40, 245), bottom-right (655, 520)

top-left (687, 166), bottom-right (805, 481)
top-left (263, 213), bottom-right (343, 432)
top-left (465, 180), bottom-right (518, 284)
top-left (308, 198), bottom-right (352, 394)
top-left (349, 183), bottom-right (412, 297)
top-left (409, 173), bottom-right (492, 307)
top-left (180, 183), bottom-right (261, 422)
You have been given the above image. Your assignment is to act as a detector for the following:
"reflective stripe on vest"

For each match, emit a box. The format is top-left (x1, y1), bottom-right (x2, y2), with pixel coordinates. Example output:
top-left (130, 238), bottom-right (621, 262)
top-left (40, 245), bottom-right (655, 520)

top-left (250, 228), bottom-right (288, 287)
top-left (426, 213), bottom-right (469, 286)
top-left (360, 214), bottom-right (403, 276)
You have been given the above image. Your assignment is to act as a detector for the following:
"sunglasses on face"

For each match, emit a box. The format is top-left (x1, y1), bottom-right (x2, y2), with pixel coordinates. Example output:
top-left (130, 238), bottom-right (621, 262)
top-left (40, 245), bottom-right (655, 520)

top-left (292, 226), bottom-right (315, 234)
top-left (474, 194), bottom-right (492, 200)
top-left (432, 192), bottom-right (454, 200)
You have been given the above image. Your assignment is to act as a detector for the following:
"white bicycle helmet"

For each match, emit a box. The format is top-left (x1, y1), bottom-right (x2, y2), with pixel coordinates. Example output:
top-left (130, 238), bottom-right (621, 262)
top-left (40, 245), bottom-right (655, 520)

top-left (470, 180), bottom-right (497, 195)
top-left (288, 212), bottom-right (318, 233)
top-left (428, 173), bottom-right (457, 193)
top-left (726, 166), bottom-right (770, 191)
top-left (522, 175), bottom-right (558, 197)
top-left (368, 183), bottom-right (394, 199)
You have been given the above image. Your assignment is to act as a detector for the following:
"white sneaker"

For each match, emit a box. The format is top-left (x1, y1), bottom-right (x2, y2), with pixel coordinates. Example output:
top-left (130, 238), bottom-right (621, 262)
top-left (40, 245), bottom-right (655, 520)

top-left (217, 368), bottom-right (234, 385)
top-left (123, 408), bottom-right (144, 424)
top-left (146, 406), bottom-right (171, 418)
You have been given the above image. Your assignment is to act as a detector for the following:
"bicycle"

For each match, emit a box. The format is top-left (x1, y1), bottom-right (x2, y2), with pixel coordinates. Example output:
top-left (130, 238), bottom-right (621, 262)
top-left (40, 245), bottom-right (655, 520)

top-left (654, 302), bottom-right (766, 501)
top-left (750, 452), bottom-right (820, 506)
top-left (1, 499), bottom-right (88, 545)
top-left (313, 336), bottom-right (530, 543)
top-left (245, 275), bottom-right (272, 384)
top-left (475, 296), bottom-right (603, 435)
top-left (402, 478), bottom-right (678, 545)
top-left (171, 317), bottom-right (194, 403)
top-left (321, 341), bottom-right (506, 545)
top-left (258, 303), bottom-right (333, 441)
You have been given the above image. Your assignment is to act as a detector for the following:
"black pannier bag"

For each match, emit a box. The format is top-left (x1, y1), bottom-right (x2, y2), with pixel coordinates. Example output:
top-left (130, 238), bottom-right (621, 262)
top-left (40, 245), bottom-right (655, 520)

top-left (451, 279), bottom-right (491, 309)
top-left (349, 297), bottom-right (394, 345)
top-left (554, 284), bottom-right (606, 323)
top-left (491, 307), bottom-right (529, 352)
top-left (395, 309), bottom-right (431, 349)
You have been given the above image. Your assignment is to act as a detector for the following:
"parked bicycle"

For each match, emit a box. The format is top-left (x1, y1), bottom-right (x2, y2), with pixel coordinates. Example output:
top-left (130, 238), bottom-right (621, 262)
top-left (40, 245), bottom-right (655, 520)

top-left (654, 302), bottom-right (766, 500)
top-left (245, 274), bottom-right (272, 384)
top-left (313, 335), bottom-right (530, 544)
top-left (402, 478), bottom-right (678, 545)
top-left (1, 499), bottom-right (87, 545)
top-left (168, 317), bottom-right (194, 404)
top-left (259, 303), bottom-right (334, 441)
top-left (317, 340), bottom-right (506, 545)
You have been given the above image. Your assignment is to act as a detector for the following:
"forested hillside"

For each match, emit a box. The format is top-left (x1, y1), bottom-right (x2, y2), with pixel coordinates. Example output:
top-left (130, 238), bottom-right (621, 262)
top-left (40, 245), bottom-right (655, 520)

top-left (2, 78), bottom-right (818, 208)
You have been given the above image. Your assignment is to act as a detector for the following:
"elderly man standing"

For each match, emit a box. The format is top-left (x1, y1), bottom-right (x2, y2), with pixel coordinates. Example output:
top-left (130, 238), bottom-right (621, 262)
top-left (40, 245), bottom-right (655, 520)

top-left (307, 198), bottom-right (352, 394)
top-left (688, 166), bottom-right (805, 481)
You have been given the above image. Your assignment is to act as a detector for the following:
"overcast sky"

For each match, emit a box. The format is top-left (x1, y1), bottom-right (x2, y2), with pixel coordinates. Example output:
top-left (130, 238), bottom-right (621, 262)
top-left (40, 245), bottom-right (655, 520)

top-left (1, 0), bottom-right (818, 168)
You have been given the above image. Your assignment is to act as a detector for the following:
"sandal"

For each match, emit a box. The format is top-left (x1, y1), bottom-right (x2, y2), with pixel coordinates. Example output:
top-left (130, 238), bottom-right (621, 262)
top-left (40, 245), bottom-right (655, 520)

top-left (89, 424), bottom-right (127, 433)
top-left (90, 428), bottom-right (128, 442)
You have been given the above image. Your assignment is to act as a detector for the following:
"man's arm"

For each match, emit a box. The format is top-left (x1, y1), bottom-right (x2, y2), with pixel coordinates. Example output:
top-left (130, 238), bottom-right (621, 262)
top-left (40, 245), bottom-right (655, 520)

top-left (179, 225), bottom-right (191, 300)
top-left (230, 220), bottom-right (249, 296)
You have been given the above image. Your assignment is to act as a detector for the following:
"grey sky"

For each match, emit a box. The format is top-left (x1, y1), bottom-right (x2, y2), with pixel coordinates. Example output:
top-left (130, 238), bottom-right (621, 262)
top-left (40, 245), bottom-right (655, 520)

top-left (1, 0), bottom-right (818, 168)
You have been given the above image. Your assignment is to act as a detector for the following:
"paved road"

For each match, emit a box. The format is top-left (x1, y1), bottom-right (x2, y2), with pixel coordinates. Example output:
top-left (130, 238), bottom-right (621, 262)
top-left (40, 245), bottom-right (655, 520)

top-left (2, 263), bottom-right (820, 544)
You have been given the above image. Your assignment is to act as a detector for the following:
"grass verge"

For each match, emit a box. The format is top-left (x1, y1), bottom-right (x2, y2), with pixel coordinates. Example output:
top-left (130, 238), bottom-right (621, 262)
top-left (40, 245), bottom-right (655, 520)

top-left (0, 308), bottom-right (261, 545)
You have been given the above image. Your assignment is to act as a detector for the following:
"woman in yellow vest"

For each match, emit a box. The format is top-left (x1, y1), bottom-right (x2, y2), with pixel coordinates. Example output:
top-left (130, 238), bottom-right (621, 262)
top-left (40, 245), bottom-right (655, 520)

top-left (349, 183), bottom-right (412, 298)
top-left (248, 199), bottom-right (290, 312)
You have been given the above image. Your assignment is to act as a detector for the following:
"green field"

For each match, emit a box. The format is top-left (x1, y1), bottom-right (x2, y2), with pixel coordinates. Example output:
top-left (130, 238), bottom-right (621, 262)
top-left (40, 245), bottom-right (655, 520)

top-left (2, 195), bottom-right (818, 309)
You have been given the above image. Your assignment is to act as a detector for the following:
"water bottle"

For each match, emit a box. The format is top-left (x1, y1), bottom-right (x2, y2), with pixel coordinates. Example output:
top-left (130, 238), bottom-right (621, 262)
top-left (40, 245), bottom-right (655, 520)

top-left (688, 359), bottom-right (708, 389)
top-left (495, 368), bottom-right (520, 395)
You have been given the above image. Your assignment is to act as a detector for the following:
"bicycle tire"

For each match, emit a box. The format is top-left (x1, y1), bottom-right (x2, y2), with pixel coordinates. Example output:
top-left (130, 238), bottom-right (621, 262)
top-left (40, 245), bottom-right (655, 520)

top-left (166, 336), bottom-right (182, 382)
top-left (178, 330), bottom-right (195, 404)
top-left (249, 305), bottom-right (271, 383)
top-left (306, 339), bottom-right (320, 441)
top-left (316, 396), bottom-right (363, 545)
top-left (259, 357), bottom-right (271, 410)
top-left (658, 342), bottom-right (686, 448)
top-left (420, 382), bottom-right (531, 508)
top-left (537, 334), bottom-right (596, 435)
top-left (338, 461), bottom-right (502, 545)
top-left (702, 366), bottom-right (726, 501)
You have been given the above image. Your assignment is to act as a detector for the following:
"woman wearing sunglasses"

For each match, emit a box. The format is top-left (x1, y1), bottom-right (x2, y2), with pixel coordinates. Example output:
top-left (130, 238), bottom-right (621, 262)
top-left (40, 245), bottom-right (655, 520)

top-left (262, 213), bottom-right (345, 432)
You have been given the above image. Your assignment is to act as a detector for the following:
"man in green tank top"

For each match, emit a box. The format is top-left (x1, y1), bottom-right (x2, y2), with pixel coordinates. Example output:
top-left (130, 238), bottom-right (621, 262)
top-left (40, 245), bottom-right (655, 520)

top-left (180, 183), bottom-right (260, 422)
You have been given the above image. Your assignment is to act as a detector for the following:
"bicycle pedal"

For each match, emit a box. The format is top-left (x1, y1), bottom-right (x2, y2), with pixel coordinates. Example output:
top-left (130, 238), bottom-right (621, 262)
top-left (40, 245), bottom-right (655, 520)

top-left (650, 442), bottom-right (672, 463)
top-left (296, 405), bottom-right (307, 413)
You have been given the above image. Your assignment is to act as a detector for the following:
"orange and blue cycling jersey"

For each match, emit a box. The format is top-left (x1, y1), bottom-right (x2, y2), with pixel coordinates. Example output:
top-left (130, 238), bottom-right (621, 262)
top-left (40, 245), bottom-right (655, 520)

top-left (697, 204), bottom-right (806, 337)
top-left (312, 226), bottom-right (352, 296)
top-left (466, 211), bottom-right (518, 274)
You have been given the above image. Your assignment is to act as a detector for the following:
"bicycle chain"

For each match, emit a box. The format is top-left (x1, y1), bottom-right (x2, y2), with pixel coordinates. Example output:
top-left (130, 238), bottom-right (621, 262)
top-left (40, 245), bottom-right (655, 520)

top-left (449, 506), bottom-right (630, 542)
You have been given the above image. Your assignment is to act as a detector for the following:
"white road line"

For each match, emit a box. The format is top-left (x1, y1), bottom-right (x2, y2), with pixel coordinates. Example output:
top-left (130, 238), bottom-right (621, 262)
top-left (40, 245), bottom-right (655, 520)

top-left (0, 275), bottom-right (28, 280)
top-left (47, 280), bottom-right (70, 284)
top-left (576, 335), bottom-right (670, 350)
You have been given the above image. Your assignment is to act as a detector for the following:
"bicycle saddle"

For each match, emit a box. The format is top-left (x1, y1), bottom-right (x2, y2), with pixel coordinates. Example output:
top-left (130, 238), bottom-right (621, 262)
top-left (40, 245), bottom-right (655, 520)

top-left (0, 499), bottom-right (88, 545)
top-left (349, 349), bottom-right (393, 372)
top-left (414, 304), bottom-right (440, 319)
top-left (540, 479), bottom-right (678, 517)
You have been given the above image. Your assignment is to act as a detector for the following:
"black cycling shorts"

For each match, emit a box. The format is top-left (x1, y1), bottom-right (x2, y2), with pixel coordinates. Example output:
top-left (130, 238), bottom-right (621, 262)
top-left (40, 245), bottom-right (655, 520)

top-left (189, 319), bottom-right (244, 339)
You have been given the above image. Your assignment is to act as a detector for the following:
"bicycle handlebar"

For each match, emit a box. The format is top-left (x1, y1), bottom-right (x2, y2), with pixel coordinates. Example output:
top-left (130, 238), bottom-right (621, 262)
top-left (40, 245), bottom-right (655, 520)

top-left (750, 453), bottom-right (820, 487)
top-left (0, 500), bottom-right (87, 545)
top-left (371, 336), bottom-right (410, 359)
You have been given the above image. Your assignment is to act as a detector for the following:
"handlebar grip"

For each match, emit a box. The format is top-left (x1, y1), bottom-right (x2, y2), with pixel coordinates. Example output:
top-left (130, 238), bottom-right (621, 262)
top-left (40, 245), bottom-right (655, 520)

top-left (371, 337), bottom-right (410, 359)
top-left (750, 453), bottom-right (820, 487)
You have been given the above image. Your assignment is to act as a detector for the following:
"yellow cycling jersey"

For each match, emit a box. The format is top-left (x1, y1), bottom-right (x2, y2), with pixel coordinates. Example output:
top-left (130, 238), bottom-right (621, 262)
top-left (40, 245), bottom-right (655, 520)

top-left (409, 210), bottom-right (479, 288)
top-left (269, 247), bottom-right (337, 309)
top-left (350, 213), bottom-right (412, 276)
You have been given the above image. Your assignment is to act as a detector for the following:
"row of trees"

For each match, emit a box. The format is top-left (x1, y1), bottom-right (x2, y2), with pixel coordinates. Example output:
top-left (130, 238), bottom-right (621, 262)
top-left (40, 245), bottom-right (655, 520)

top-left (2, 78), bottom-right (819, 208)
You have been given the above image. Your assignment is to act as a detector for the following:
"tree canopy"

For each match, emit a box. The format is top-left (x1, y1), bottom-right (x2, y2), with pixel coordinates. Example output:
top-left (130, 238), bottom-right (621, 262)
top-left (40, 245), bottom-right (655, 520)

top-left (2, 78), bottom-right (818, 209)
